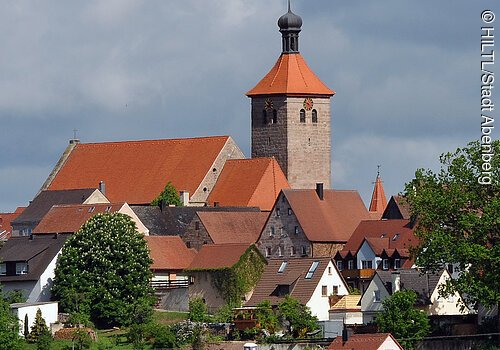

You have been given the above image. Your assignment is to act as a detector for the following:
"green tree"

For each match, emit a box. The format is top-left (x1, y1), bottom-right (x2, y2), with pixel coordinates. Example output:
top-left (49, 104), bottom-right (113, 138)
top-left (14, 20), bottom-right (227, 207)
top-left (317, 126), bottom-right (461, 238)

top-left (404, 141), bottom-right (500, 309)
top-left (52, 213), bottom-right (154, 328)
top-left (27, 309), bottom-right (50, 343)
top-left (375, 290), bottom-right (430, 350)
top-left (254, 300), bottom-right (278, 333)
top-left (151, 182), bottom-right (182, 207)
top-left (277, 295), bottom-right (318, 338)
top-left (188, 297), bottom-right (208, 322)
top-left (0, 290), bottom-right (22, 350)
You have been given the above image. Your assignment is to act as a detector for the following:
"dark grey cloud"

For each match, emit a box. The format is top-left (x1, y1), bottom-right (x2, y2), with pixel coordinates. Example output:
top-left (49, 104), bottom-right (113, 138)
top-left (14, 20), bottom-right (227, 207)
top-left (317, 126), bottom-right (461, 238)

top-left (1, 0), bottom-right (498, 211)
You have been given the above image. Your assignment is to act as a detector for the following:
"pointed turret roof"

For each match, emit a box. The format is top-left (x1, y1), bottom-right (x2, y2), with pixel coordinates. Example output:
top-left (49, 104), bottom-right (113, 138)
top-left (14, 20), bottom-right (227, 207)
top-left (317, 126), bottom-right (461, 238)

top-left (369, 170), bottom-right (387, 219)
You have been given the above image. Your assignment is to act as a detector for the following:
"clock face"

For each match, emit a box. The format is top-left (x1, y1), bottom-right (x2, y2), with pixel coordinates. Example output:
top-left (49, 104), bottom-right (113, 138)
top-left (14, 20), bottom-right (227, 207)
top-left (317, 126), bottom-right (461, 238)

top-left (303, 98), bottom-right (314, 111)
top-left (264, 98), bottom-right (274, 111)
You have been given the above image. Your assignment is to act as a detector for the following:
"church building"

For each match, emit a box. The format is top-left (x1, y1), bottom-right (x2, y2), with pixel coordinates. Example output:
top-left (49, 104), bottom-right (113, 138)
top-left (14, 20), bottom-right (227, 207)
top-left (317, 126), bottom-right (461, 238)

top-left (247, 2), bottom-right (335, 189)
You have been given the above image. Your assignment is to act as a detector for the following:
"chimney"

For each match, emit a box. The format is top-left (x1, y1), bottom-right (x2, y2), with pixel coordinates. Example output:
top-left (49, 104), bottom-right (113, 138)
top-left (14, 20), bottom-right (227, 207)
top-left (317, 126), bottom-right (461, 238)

top-left (99, 181), bottom-right (106, 196)
top-left (342, 322), bottom-right (348, 344)
top-left (316, 183), bottom-right (324, 200)
top-left (391, 271), bottom-right (401, 294)
top-left (29, 233), bottom-right (33, 241)
top-left (180, 191), bottom-right (190, 206)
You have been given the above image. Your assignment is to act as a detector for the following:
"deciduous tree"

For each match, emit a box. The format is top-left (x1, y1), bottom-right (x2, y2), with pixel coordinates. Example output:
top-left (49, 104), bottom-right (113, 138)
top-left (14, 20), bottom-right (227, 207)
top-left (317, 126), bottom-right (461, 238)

top-left (151, 182), bottom-right (182, 207)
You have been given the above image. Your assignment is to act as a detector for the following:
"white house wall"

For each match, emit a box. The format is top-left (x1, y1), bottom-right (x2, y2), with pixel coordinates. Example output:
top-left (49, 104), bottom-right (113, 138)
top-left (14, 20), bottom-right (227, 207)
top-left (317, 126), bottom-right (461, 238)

top-left (360, 274), bottom-right (391, 324)
top-left (11, 302), bottom-right (58, 336)
top-left (83, 190), bottom-right (110, 205)
top-left (357, 241), bottom-right (381, 269)
top-left (379, 335), bottom-right (403, 349)
top-left (118, 203), bottom-right (149, 235)
top-left (306, 260), bottom-right (349, 321)
top-left (428, 270), bottom-right (473, 316)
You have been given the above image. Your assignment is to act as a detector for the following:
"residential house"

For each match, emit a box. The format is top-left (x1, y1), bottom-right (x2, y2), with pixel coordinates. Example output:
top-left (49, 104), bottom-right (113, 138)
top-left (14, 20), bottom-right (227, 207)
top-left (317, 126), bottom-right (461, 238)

top-left (329, 295), bottom-right (363, 325)
top-left (187, 243), bottom-right (264, 312)
top-left (246, 258), bottom-right (349, 321)
top-left (0, 234), bottom-right (69, 302)
top-left (11, 188), bottom-right (108, 236)
top-left (42, 136), bottom-right (244, 206)
top-left (360, 269), bottom-right (474, 326)
top-left (182, 211), bottom-right (269, 250)
top-left (328, 333), bottom-right (404, 350)
top-left (206, 158), bottom-right (290, 211)
top-left (32, 202), bottom-right (149, 235)
top-left (0, 207), bottom-right (25, 241)
top-left (335, 219), bottom-right (418, 292)
top-left (144, 236), bottom-right (196, 287)
top-left (256, 184), bottom-right (370, 259)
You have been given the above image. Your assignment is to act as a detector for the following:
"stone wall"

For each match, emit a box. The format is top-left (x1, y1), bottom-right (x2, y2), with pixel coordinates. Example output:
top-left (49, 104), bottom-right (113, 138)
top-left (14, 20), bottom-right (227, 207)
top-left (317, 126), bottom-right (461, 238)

top-left (182, 214), bottom-right (214, 250)
top-left (312, 243), bottom-right (345, 258)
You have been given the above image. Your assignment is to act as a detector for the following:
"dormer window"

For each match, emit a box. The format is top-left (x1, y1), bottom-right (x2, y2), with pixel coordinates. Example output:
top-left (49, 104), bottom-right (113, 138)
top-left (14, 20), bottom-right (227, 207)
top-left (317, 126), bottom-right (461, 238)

top-left (394, 259), bottom-right (401, 269)
top-left (16, 262), bottom-right (28, 275)
top-left (382, 259), bottom-right (389, 270)
top-left (0, 263), bottom-right (6, 276)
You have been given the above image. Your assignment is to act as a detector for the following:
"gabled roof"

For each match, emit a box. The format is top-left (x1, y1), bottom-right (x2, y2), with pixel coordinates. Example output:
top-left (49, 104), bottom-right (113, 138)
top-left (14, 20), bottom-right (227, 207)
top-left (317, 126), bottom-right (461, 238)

top-left (187, 243), bottom-right (253, 270)
top-left (33, 203), bottom-right (126, 234)
top-left (328, 333), bottom-right (403, 350)
top-left (144, 236), bottom-right (195, 270)
top-left (341, 219), bottom-right (417, 255)
top-left (12, 189), bottom-right (98, 226)
top-left (282, 189), bottom-right (370, 242)
top-left (375, 269), bottom-right (442, 306)
top-left (162, 206), bottom-right (260, 237)
top-left (130, 206), bottom-right (169, 235)
top-left (0, 235), bottom-right (69, 282)
top-left (207, 158), bottom-right (290, 211)
top-left (0, 207), bottom-right (25, 239)
top-left (246, 258), bottom-right (332, 306)
top-left (382, 195), bottom-right (411, 220)
top-left (47, 136), bottom-right (237, 204)
top-left (368, 175), bottom-right (387, 220)
top-left (197, 212), bottom-right (269, 245)
top-left (247, 53), bottom-right (334, 96)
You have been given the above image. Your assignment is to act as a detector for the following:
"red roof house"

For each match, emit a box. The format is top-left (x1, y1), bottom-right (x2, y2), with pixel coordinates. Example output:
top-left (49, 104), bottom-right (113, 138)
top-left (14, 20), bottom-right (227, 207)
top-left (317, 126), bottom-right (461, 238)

top-left (0, 207), bottom-right (25, 240)
top-left (328, 333), bottom-right (403, 350)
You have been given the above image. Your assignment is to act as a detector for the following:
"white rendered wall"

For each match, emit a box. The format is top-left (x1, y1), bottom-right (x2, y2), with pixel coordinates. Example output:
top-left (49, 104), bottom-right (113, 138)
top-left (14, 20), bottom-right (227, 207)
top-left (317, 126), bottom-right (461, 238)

top-left (11, 302), bottom-right (59, 336)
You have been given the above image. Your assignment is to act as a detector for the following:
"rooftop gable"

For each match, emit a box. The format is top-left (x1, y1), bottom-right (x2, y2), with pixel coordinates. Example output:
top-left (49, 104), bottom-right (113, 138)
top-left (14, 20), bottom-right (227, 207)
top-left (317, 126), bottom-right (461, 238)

top-left (46, 136), bottom-right (238, 204)
top-left (382, 195), bottom-right (411, 220)
top-left (207, 158), bottom-right (290, 211)
top-left (247, 53), bottom-right (334, 96)
top-left (283, 189), bottom-right (370, 242)
top-left (197, 211), bottom-right (269, 245)
top-left (144, 236), bottom-right (195, 270)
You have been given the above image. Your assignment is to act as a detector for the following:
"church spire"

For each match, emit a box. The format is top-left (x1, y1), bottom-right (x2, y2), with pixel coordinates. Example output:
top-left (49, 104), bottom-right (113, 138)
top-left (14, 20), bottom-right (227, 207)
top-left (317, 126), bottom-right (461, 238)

top-left (278, 0), bottom-right (302, 53)
top-left (369, 166), bottom-right (388, 219)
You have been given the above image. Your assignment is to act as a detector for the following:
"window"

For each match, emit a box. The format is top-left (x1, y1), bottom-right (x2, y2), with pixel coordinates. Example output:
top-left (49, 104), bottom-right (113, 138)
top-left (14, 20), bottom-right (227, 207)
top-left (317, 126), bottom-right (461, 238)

top-left (105, 206), bottom-right (112, 212)
top-left (278, 261), bottom-right (287, 273)
top-left (276, 208), bottom-right (280, 217)
top-left (322, 285), bottom-right (328, 296)
top-left (16, 262), bottom-right (28, 275)
top-left (186, 242), bottom-right (191, 248)
top-left (332, 286), bottom-right (339, 295)
top-left (394, 259), bottom-right (401, 269)
top-left (270, 226), bottom-right (275, 236)
top-left (382, 259), bottom-right (389, 270)
top-left (278, 246), bottom-right (283, 257)
top-left (300, 109), bottom-right (306, 123)
top-left (266, 247), bottom-right (272, 257)
top-left (288, 208), bottom-right (292, 216)
top-left (328, 266), bottom-right (332, 275)
top-left (337, 261), bottom-right (343, 271)
top-left (374, 290), bottom-right (381, 302)
top-left (195, 221), bottom-right (200, 230)
top-left (361, 260), bottom-right (373, 269)
top-left (392, 233), bottom-right (400, 241)
top-left (88, 206), bottom-right (95, 213)
top-left (294, 226), bottom-right (299, 234)
top-left (305, 261), bottom-right (320, 279)
top-left (0, 263), bottom-right (6, 275)
top-left (347, 260), bottom-right (354, 270)
top-left (290, 246), bottom-right (296, 256)
top-left (301, 246), bottom-right (307, 256)
top-left (262, 110), bottom-right (267, 124)
top-left (312, 109), bottom-right (318, 123)
top-left (272, 109), bottom-right (278, 124)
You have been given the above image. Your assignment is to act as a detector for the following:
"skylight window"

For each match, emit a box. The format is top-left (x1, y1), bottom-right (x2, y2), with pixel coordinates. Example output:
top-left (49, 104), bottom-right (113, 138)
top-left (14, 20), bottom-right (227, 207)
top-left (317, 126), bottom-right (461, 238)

top-left (305, 261), bottom-right (320, 279)
top-left (278, 261), bottom-right (288, 273)
top-left (380, 233), bottom-right (386, 238)
top-left (88, 207), bottom-right (95, 213)
top-left (392, 233), bottom-right (400, 241)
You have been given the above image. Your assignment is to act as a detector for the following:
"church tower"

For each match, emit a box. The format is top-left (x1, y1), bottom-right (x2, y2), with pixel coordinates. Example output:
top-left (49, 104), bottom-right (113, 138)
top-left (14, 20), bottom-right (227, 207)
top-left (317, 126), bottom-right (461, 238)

top-left (247, 2), bottom-right (334, 189)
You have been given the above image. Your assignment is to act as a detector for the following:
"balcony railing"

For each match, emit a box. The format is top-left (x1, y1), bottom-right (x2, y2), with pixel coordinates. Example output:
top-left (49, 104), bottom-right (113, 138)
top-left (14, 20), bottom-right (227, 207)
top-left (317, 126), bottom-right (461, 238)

top-left (341, 268), bottom-right (375, 280)
top-left (151, 279), bottom-right (189, 290)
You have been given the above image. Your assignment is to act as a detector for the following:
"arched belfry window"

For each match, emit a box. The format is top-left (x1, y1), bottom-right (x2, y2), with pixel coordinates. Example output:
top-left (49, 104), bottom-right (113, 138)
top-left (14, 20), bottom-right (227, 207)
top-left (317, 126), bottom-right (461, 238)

top-left (262, 110), bottom-right (267, 125)
top-left (312, 109), bottom-right (318, 123)
top-left (272, 109), bottom-right (278, 124)
top-left (300, 109), bottom-right (306, 123)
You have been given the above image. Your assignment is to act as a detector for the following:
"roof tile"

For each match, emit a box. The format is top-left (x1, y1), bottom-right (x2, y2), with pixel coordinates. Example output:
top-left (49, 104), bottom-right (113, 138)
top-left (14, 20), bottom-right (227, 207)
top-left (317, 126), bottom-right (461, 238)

top-left (144, 236), bottom-right (195, 270)
top-left (187, 243), bottom-right (252, 270)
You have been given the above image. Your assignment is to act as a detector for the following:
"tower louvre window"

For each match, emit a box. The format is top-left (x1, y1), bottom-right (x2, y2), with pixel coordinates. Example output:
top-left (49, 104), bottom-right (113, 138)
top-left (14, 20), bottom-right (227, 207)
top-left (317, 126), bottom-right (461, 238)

top-left (300, 109), bottom-right (306, 123)
top-left (272, 109), bottom-right (278, 124)
top-left (262, 110), bottom-right (267, 125)
top-left (312, 109), bottom-right (318, 123)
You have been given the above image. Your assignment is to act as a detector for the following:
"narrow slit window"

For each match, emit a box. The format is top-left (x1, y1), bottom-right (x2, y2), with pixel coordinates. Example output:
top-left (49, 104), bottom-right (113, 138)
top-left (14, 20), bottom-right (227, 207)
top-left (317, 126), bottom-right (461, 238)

top-left (312, 109), bottom-right (318, 123)
top-left (300, 109), bottom-right (306, 123)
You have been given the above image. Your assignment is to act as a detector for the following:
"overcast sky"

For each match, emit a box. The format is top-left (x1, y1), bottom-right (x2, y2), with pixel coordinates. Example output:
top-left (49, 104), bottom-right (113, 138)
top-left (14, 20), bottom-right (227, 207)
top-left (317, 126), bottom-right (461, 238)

top-left (1, 0), bottom-right (498, 212)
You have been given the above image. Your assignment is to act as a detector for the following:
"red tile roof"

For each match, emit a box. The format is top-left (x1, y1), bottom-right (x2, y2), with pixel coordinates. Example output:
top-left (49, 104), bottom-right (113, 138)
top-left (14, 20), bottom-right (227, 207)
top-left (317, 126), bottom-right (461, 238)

top-left (0, 207), bottom-right (25, 239)
top-left (207, 158), bottom-right (290, 211)
top-left (187, 243), bottom-right (252, 270)
top-left (33, 203), bottom-right (126, 234)
top-left (368, 175), bottom-right (387, 220)
top-left (283, 189), bottom-right (370, 242)
top-left (47, 136), bottom-right (234, 204)
top-left (341, 219), bottom-right (418, 254)
top-left (328, 333), bottom-right (403, 350)
top-left (247, 53), bottom-right (334, 96)
top-left (144, 236), bottom-right (196, 270)
top-left (197, 212), bottom-right (269, 244)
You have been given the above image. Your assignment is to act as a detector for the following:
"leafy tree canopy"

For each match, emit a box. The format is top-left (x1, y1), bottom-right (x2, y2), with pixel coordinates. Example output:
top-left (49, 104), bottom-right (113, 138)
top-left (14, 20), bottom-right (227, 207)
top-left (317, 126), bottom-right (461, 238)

top-left (0, 287), bottom-right (22, 350)
top-left (404, 140), bottom-right (500, 308)
top-left (376, 290), bottom-right (430, 350)
top-left (278, 295), bottom-right (318, 338)
top-left (151, 182), bottom-right (182, 207)
top-left (52, 213), bottom-right (154, 328)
